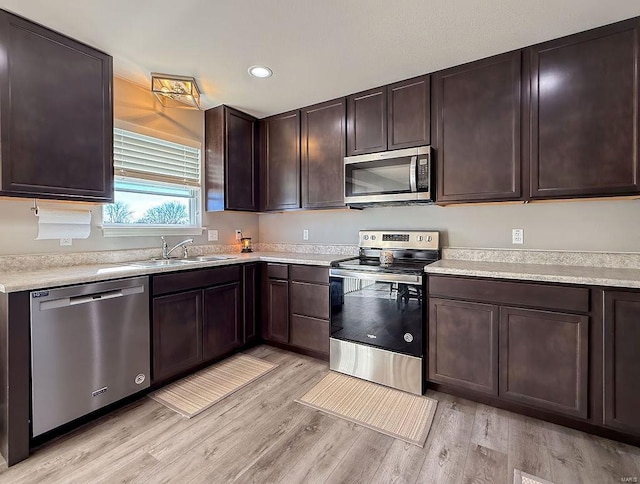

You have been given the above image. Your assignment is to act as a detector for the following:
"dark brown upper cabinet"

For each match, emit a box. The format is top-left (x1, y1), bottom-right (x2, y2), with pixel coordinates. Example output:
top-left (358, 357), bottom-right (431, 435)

top-left (260, 110), bottom-right (301, 211)
top-left (528, 18), bottom-right (640, 199)
top-left (347, 76), bottom-right (430, 157)
top-left (0, 10), bottom-right (113, 202)
top-left (347, 86), bottom-right (387, 156)
top-left (301, 98), bottom-right (346, 209)
top-left (387, 75), bottom-right (431, 150)
top-left (205, 105), bottom-right (258, 212)
top-left (433, 51), bottom-right (523, 204)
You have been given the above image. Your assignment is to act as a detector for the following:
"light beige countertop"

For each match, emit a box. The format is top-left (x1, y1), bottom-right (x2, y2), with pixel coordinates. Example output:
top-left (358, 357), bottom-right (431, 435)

top-left (0, 252), bottom-right (349, 293)
top-left (426, 259), bottom-right (640, 289)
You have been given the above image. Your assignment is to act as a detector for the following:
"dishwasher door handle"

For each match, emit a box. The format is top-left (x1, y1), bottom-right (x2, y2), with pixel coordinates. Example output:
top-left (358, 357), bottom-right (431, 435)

top-left (69, 290), bottom-right (124, 306)
top-left (38, 285), bottom-right (144, 310)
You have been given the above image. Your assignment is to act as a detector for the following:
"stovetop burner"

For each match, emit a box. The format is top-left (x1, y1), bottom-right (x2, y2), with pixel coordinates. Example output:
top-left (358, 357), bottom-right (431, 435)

top-left (332, 230), bottom-right (441, 275)
top-left (334, 256), bottom-right (438, 275)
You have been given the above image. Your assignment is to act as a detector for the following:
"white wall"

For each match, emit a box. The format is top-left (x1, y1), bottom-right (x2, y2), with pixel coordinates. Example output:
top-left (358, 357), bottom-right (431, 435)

top-left (258, 199), bottom-right (640, 252)
top-left (0, 77), bottom-right (258, 256)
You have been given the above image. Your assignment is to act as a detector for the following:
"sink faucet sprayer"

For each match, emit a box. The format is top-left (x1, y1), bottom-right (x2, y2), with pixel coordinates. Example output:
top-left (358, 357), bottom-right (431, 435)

top-left (161, 236), bottom-right (194, 259)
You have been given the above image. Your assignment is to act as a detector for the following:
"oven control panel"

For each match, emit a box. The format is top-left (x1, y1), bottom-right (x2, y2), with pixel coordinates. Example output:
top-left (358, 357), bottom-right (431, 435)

top-left (359, 230), bottom-right (439, 250)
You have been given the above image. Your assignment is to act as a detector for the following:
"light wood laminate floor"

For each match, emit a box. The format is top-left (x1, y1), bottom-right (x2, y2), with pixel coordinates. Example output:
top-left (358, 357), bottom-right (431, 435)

top-left (1, 345), bottom-right (639, 484)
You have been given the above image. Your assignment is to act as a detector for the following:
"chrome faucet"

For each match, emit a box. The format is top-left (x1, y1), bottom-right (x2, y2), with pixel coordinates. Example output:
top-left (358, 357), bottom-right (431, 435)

top-left (161, 236), bottom-right (194, 259)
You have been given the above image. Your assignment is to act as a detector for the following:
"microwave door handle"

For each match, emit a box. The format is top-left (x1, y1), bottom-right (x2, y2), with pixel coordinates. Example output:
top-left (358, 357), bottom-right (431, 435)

top-left (409, 156), bottom-right (418, 192)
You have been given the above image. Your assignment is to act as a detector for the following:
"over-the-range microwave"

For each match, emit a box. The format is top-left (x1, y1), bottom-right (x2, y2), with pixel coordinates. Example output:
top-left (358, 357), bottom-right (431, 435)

top-left (344, 146), bottom-right (432, 207)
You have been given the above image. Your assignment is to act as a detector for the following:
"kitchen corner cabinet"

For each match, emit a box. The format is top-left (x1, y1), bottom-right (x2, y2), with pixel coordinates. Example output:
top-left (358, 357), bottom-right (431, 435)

top-left (603, 291), bottom-right (640, 435)
top-left (433, 51), bottom-right (522, 203)
top-left (205, 105), bottom-right (259, 211)
top-left (151, 266), bottom-right (242, 383)
top-left (260, 110), bottom-right (301, 211)
top-left (528, 18), bottom-right (640, 199)
top-left (346, 75), bottom-right (430, 156)
top-left (0, 9), bottom-right (113, 202)
top-left (301, 98), bottom-right (346, 209)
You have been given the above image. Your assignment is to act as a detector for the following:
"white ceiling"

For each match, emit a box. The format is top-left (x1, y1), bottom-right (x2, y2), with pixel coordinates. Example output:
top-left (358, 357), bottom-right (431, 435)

top-left (1, 0), bottom-right (639, 118)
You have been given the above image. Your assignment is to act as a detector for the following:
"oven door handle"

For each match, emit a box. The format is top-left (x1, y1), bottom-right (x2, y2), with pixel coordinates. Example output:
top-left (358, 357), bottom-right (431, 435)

top-left (330, 268), bottom-right (422, 285)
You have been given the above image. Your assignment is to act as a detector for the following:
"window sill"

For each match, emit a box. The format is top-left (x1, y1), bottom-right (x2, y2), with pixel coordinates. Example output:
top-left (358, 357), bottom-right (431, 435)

top-left (101, 225), bottom-right (205, 238)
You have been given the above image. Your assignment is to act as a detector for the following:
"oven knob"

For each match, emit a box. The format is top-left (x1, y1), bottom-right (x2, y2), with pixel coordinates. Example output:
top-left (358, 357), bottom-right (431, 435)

top-left (426, 235), bottom-right (432, 242)
top-left (417, 235), bottom-right (424, 242)
top-left (371, 235), bottom-right (376, 240)
top-left (363, 235), bottom-right (369, 240)
top-left (404, 333), bottom-right (414, 343)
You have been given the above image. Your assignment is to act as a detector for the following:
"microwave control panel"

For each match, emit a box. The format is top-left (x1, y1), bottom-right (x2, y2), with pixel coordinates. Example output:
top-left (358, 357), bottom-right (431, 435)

top-left (417, 157), bottom-right (429, 190)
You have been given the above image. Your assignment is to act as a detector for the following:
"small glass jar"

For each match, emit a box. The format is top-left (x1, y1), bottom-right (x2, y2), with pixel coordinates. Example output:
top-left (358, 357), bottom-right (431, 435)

top-left (379, 250), bottom-right (394, 266)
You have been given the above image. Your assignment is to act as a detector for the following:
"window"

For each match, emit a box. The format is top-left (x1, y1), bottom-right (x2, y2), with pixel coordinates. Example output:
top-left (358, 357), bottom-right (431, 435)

top-left (103, 129), bottom-right (202, 235)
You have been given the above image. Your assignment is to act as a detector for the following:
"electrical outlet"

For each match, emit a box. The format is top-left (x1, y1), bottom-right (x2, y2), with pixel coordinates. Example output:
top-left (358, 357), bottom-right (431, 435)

top-left (235, 229), bottom-right (242, 241)
top-left (208, 230), bottom-right (218, 242)
top-left (303, 229), bottom-right (309, 241)
top-left (512, 229), bottom-right (524, 245)
top-left (60, 238), bottom-right (72, 246)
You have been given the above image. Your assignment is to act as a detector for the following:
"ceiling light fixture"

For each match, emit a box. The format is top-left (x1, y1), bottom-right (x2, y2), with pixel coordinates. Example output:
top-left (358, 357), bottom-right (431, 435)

top-left (248, 65), bottom-right (273, 78)
top-left (151, 73), bottom-right (201, 109)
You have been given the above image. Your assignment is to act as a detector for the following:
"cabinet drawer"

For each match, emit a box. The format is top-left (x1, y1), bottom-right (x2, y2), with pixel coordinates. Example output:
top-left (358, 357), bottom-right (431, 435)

top-left (153, 266), bottom-right (240, 296)
top-left (267, 263), bottom-right (288, 280)
top-left (290, 315), bottom-right (329, 354)
top-left (428, 275), bottom-right (589, 313)
top-left (290, 265), bottom-right (329, 284)
top-left (290, 281), bottom-right (329, 319)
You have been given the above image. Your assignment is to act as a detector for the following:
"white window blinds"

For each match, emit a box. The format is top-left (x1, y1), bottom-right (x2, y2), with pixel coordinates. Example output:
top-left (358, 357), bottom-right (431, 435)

top-left (113, 128), bottom-right (201, 187)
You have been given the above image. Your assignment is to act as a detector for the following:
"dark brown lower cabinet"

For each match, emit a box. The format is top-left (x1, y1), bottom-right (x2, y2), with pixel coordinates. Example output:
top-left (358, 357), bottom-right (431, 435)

top-left (152, 290), bottom-right (203, 382)
top-left (203, 282), bottom-right (242, 361)
top-left (264, 278), bottom-right (289, 343)
top-left (427, 275), bottom-right (603, 437)
top-left (262, 264), bottom-right (330, 357)
top-left (243, 264), bottom-right (260, 344)
top-left (499, 307), bottom-right (588, 418)
top-left (428, 298), bottom-right (499, 395)
top-left (290, 315), bottom-right (330, 354)
top-left (151, 265), bottom-right (244, 383)
top-left (603, 291), bottom-right (640, 434)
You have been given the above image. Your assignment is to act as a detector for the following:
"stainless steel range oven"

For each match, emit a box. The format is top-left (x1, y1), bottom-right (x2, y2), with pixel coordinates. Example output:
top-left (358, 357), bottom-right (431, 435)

top-left (329, 230), bottom-right (440, 395)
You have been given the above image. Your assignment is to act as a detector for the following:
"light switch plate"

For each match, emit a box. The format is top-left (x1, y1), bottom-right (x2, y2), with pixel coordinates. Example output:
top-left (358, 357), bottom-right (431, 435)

top-left (60, 238), bottom-right (72, 246)
top-left (235, 229), bottom-right (242, 241)
top-left (208, 230), bottom-right (218, 242)
top-left (303, 229), bottom-right (309, 240)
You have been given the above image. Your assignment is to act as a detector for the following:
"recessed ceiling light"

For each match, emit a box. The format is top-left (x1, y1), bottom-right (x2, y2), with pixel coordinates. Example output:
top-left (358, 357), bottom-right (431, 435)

top-left (248, 65), bottom-right (273, 78)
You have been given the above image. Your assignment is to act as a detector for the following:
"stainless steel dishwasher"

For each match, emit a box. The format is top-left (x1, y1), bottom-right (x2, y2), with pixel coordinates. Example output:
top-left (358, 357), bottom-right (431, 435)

top-left (30, 276), bottom-right (150, 437)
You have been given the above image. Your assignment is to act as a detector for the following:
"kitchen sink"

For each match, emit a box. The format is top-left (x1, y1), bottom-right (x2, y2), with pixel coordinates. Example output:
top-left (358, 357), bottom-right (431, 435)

top-left (181, 255), bottom-right (237, 262)
top-left (128, 255), bottom-right (236, 267)
top-left (128, 259), bottom-right (194, 268)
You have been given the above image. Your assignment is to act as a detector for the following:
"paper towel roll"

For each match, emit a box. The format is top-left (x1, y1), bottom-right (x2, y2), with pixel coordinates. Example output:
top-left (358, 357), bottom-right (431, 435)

top-left (36, 208), bottom-right (92, 240)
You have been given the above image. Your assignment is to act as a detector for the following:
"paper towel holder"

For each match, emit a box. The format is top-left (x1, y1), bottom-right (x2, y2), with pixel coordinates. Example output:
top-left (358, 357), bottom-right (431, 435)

top-left (30, 199), bottom-right (93, 217)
